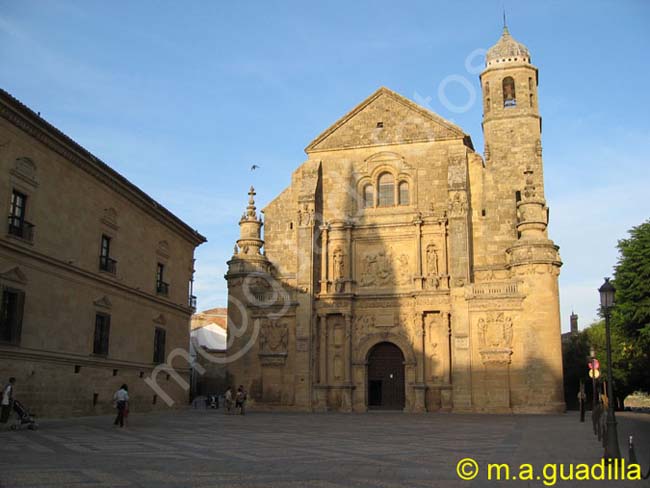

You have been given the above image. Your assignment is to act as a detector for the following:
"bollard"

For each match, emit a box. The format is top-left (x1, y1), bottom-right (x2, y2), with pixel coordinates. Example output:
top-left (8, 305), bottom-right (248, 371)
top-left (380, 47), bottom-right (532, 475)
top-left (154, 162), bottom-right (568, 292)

top-left (628, 435), bottom-right (637, 464)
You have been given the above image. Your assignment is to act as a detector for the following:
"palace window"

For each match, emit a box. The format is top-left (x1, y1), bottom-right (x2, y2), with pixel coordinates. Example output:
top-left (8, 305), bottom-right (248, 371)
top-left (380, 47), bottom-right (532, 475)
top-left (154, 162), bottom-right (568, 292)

top-left (99, 235), bottom-right (117, 273)
top-left (0, 288), bottom-right (25, 344)
top-left (156, 263), bottom-right (169, 296)
top-left (503, 77), bottom-right (516, 107)
top-left (153, 327), bottom-right (166, 364)
top-left (93, 313), bottom-right (111, 356)
top-left (363, 184), bottom-right (374, 208)
top-left (377, 173), bottom-right (395, 207)
top-left (8, 190), bottom-right (34, 241)
top-left (398, 181), bottom-right (409, 205)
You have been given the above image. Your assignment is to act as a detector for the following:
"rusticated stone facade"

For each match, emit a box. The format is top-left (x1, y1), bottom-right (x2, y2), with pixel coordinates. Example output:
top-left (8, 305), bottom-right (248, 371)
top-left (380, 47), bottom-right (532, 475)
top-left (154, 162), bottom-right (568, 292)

top-left (0, 89), bottom-right (205, 418)
top-left (226, 28), bottom-right (565, 413)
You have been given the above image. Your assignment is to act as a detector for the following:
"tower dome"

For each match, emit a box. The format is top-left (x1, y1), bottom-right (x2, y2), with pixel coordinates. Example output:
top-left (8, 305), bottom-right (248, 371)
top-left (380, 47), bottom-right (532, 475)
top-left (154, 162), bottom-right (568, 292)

top-left (486, 26), bottom-right (530, 67)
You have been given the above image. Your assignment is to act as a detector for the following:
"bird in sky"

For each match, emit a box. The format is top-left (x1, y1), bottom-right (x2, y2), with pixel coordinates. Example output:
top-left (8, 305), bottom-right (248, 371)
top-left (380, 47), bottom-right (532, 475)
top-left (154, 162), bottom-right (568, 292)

top-left (251, 164), bottom-right (260, 171)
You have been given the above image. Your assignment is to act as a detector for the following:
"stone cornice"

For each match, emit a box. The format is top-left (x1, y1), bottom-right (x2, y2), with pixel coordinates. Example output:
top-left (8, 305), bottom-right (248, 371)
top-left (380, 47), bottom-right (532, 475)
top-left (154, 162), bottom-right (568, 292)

top-left (0, 344), bottom-right (191, 373)
top-left (0, 238), bottom-right (193, 316)
top-left (0, 89), bottom-right (206, 247)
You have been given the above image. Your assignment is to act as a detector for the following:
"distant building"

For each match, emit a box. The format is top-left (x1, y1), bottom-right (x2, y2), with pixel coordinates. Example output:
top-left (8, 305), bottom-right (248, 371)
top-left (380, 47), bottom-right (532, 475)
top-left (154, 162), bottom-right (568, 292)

top-left (562, 312), bottom-right (580, 344)
top-left (190, 308), bottom-right (228, 396)
top-left (0, 89), bottom-right (205, 417)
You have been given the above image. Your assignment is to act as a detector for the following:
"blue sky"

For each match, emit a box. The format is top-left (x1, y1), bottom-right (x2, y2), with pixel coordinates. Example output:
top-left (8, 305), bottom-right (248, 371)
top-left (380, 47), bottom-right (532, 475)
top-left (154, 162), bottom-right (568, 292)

top-left (1, 1), bottom-right (649, 331)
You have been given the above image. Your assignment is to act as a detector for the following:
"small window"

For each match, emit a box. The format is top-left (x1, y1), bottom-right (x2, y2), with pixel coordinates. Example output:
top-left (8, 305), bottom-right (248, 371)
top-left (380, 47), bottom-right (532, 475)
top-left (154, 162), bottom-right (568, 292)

top-left (8, 190), bottom-right (33, 241)
top-left (529, 94), bottom-right (534, 108)
top-left (398, 181), bottom-right (409, 205)
top-left (99, 235), bottom-right (116, 273)
top-left (377, 173), bottom-right (394, 207)
top-left (93, 313), bottom-right (110, 356)
top-left (156, 263), bottom-right (169, 296)
top-left (503, 76), bottom-right (516, 107)
top-left (0, 288), bottom-right (25, 344)
top-left (153, 327), bottom-right (166, 364)
top-left (528, 77), bottom-right (533, 90)
top-left (363, 184), bottom-right (374, 208)
top-left (376, 122), bottom-right (384, 128)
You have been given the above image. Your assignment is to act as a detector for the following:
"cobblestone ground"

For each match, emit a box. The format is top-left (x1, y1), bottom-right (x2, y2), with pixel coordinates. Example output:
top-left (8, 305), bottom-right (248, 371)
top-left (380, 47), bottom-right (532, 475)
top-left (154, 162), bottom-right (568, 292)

top-left (0, 410), bottom-right (648, 488)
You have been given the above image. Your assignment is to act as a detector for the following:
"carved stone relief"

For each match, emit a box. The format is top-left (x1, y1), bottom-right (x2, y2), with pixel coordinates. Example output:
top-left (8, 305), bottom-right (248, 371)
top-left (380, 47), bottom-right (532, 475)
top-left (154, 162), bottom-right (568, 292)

top-left (448, 191), bottom-right (468, 218)
top-left (259, 318), bottom-right (289, 355)
top-left (477, 312), bottom-right (513, 364)
top-left (358, 247), bottom-right (410, 288)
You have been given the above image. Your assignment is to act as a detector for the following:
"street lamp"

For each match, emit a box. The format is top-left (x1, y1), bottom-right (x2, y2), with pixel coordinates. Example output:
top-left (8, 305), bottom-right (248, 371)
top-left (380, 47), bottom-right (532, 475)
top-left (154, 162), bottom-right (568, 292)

top-left (599, 277), bottom-right (620, 459)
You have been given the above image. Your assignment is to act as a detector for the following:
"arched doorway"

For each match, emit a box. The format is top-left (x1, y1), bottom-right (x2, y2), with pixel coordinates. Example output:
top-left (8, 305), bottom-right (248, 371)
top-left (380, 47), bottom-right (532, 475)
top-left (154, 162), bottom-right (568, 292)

top-left (367, 342), bottom-right (405, 410)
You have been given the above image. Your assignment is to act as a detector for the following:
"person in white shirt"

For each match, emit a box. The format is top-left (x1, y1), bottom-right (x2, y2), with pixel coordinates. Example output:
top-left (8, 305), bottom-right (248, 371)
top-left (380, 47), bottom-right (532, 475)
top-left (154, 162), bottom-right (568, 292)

top-left (1, 377), bottom-right (16, 423)
top-left (112, 384), bottom-right (129, 428)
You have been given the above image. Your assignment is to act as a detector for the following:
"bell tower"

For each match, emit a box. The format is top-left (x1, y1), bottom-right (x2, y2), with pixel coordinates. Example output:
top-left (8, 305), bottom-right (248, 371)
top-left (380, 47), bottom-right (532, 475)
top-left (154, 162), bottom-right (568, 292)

top-left (479, 25), bottom-right (565, 412)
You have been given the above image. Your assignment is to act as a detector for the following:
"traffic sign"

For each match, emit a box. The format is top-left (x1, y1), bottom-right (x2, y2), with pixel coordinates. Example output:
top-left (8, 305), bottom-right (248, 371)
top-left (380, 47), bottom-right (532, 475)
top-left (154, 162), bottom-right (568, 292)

top-left (589, 369), bottom-right (600, 379)
top-left (588, 359), bottom-right (600, 369)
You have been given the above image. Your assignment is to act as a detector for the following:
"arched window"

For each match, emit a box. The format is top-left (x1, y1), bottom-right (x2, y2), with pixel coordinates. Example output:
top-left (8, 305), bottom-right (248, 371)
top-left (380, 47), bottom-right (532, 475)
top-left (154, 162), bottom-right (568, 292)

top-left (503, 77), bottom-right (516, 107)
top-left (362, 184), bottom-right (374, 208)
top-left (398, 181), bottom-right (409, 205)
top-left (377, 173), bottom-right (394, 207)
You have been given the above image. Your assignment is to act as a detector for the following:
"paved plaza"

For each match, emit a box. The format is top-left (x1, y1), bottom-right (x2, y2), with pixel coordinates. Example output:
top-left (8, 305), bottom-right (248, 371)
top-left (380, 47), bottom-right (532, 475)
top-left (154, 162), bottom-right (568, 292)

top-left (0, 410), bottom-right (649, 487)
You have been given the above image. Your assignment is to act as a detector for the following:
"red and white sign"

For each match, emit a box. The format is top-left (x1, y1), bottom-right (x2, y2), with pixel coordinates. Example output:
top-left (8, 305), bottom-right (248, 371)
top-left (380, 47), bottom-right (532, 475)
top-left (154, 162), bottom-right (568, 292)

top-left (588, 359), bottom-right (600, 369)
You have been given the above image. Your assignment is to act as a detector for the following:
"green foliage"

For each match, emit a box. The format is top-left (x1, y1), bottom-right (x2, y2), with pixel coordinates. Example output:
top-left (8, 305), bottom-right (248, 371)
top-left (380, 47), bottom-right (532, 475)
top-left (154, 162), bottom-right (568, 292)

top-left (577, 220), bottom-right (650, 402)
top-left (614, 219), bottom-right (650, 337)
top-left (612, 219), bottom-right (650, 395)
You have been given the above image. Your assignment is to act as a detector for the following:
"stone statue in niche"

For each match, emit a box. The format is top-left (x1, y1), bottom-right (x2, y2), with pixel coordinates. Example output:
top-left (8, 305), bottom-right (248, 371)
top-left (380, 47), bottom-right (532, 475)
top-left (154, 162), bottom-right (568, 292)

top-left (332, 247), bottom-right (345, 293)
top-left (425, 244), bottom-right (440, 289)
top-left (333, 247), bottom-right (345, 283)
top-left (259, 318), bottom-right (289, 354)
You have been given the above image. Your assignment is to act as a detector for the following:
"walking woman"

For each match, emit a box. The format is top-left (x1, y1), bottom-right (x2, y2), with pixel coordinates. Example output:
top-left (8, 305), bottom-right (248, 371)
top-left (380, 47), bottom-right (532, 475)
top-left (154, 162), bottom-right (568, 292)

top-left (112, 384), bottom-right (129, 428)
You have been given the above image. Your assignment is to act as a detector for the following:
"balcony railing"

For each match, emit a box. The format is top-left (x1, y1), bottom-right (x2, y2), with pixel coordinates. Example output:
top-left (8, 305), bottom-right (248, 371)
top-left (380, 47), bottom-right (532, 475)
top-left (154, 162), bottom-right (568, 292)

top-left (99, 256), bottom-right (117, 274)
top-left (189, 295), bottom-right (197, 310)
top-left (156, 281), bottom-right (169, 296)
top-left (7, 216), bottom-right (34, 242)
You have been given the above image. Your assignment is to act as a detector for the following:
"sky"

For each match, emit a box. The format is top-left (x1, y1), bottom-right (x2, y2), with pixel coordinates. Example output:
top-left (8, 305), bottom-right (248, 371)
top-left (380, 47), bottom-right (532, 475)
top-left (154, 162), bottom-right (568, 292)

top-left (1, 0), bottom-right (648, 332)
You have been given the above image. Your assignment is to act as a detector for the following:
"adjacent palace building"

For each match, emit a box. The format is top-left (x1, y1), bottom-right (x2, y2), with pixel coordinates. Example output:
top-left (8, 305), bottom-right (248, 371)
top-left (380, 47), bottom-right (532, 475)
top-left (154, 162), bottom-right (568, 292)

top-left (226, 27), bottom-right (565, 413)
top-left (0, 89), bottom-right (205, 417)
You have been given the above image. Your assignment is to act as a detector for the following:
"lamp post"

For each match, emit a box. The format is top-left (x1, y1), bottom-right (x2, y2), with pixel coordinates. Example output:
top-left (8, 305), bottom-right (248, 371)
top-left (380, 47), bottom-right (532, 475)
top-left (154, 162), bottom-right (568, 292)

top-left (599, 277), bottom-right (620, 460)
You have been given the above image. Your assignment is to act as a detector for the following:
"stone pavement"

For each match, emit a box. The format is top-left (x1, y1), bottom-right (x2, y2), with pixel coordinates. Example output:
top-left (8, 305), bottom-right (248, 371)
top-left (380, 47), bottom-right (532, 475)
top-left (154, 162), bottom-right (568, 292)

top-left (0, 409), bottom-right (649, 488)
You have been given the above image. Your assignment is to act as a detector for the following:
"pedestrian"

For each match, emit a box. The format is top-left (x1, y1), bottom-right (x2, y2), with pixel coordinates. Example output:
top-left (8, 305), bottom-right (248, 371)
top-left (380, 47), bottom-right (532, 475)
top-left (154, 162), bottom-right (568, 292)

top-left (224, 387), bottom-right (233, 415)
top-left (235, 385), bottom-right (247, 415)
top-left (1, 377), bottom-right (16, 424)
top-left (113, 384), bottom-right (129, 428)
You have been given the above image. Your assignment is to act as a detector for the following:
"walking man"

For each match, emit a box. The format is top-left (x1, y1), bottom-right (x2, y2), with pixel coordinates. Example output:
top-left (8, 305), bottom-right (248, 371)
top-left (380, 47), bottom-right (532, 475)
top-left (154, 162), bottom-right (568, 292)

top-left (113, 384), bottom-right (129, 428)
top-left (1, 377), bottom-right (16, 423)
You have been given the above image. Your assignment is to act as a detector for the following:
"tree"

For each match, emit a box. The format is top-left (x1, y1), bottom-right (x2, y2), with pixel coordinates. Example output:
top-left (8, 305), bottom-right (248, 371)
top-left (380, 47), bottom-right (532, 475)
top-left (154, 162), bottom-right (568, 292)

top-left (612, 219), bottom-right (650, 397)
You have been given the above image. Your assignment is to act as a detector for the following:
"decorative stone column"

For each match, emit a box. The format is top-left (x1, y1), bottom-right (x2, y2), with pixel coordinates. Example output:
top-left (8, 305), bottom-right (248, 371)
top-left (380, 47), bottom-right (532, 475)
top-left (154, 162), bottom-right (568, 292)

top-left (319, 224), bottom-right (329, 295)
top-left (413, 215), bottom-right (425, 290)
top-left (412, 311), bottom-right (427, 413)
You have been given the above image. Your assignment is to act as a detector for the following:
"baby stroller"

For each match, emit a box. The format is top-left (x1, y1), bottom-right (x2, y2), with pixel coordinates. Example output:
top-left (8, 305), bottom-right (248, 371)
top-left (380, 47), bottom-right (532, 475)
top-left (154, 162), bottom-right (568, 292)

top-left (10, 400), bottom-right (38, 430)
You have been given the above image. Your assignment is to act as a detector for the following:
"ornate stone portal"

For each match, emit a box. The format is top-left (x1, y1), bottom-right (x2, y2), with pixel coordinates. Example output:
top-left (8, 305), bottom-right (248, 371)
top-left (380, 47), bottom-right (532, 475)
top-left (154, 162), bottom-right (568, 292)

top-left (225, 27), bottom-right (565, 414)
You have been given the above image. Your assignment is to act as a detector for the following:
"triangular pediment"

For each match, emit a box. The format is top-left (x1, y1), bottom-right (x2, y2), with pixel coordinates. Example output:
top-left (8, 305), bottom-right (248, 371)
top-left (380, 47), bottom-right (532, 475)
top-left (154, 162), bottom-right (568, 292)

top-left (305, 87), bottom-right (472, 153)
top-left (94, 295), bottom-right (112, 309)
top-left (0, 266), bottom-right (27, 285)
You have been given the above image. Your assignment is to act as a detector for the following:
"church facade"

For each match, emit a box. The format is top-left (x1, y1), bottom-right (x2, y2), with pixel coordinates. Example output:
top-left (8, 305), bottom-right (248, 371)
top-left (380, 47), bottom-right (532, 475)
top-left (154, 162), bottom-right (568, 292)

top-left (225, 28), bottom-right (565, 413)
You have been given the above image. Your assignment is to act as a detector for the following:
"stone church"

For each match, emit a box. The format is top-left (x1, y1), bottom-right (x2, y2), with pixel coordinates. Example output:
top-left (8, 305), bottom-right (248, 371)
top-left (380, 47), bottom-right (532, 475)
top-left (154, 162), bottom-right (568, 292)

top-left (225, 27), bottom-right (565, 413)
